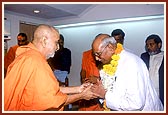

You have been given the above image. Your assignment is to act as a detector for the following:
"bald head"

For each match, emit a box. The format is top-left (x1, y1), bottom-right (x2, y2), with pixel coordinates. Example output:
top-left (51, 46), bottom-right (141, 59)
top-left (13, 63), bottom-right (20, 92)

top-left (92, 34), bottom-right (111, 51)
top-left (92, 33), bottom-right (117, 64)
top-left (33, 24), bottom-right (59, 42)
top-left (32, 24), bottom-right (60, 59)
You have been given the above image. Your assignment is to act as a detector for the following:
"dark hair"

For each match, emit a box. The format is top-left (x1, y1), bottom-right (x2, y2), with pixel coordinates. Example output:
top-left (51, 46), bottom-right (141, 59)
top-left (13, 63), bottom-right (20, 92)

top-left (60, 34), bottom-right (64, 42)
top-left (17, 33), bottom-right (27, 40)
top-left (111, 29), bottom-right (125, 38)
top-left (145, 34), bottom-right (162, 45)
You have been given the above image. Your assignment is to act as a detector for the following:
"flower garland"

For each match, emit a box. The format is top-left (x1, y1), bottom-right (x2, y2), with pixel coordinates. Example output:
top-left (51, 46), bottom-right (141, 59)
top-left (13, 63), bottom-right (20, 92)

top-left (102, 43), bottom-right (123, 111)
top-left (103, 43), bottom-right (123, 76)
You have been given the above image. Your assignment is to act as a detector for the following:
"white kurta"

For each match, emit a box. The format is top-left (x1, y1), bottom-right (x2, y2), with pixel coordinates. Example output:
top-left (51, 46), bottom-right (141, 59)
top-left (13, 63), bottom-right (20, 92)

top-left (100, 50), bottom-right (163, 111)
top-left (149, 51), bottom-right (164, 96)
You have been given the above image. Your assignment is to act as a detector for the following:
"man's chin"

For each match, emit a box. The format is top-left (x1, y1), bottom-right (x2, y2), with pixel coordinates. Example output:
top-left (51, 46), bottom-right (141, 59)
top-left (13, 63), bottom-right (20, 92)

top-left (50, 54), bottom-right (55, 58)
top-left (47, 53), bottom-right (55, 59)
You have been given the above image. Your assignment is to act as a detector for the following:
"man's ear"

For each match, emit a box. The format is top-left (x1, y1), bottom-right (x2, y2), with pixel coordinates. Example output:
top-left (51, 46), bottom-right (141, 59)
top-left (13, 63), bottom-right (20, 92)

top-left (41, 37), bottom-right (47, 48)
top-left (158, 42), bottom-right (162, 49)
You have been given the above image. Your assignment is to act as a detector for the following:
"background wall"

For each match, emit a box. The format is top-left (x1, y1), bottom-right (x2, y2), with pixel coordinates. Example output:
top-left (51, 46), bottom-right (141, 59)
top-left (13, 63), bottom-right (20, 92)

top-left (50, 4), bottom-right (164, 25)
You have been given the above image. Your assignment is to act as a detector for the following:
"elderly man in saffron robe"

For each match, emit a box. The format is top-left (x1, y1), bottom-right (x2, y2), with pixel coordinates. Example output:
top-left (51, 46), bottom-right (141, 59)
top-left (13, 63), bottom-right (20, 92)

top-left (4, 24), bottom-right (98, 111)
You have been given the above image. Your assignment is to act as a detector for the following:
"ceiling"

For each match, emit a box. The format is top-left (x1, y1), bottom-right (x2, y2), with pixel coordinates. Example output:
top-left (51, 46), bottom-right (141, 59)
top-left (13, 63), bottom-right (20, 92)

top-left (4, 4), bottom-right (94, 21)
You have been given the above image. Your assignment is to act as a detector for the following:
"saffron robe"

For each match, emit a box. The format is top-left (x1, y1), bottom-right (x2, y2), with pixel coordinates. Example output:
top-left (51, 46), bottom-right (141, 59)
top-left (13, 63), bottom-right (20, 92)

top-left (4, 45), bottom-right (19, 74)
top-left (4, 43), bottom-right (67, 111)
top-left (79, 49), bottom-right (103, 111)
top-left (82, 49), bottom-right (100, 78)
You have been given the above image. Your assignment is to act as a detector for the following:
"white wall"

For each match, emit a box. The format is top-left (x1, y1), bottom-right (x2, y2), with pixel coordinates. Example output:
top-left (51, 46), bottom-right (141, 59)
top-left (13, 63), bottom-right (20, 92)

top-left (57, 16), bottom-right (164, 86)
top-left (4, 13), bottom-right (47, 49)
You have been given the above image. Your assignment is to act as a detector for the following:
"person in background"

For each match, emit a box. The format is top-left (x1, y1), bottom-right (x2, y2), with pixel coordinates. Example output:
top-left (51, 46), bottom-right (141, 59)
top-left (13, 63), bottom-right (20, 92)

top-left (4, 24), bottom-right (98, 111)
top-left (111, 29), bottom-right (125, 45)
top-left (48, 34), bottom-right (71, 86)
top-left (4, 33), bottom-right (29, 77)
top-left (111, 28), bottom-right (134, 53)
top-left (78, 49), bottom-right (104, 111)
top-left (91, 33), bottom-right (163, 111)
top-left (140, 34), bottom-right (164, 106)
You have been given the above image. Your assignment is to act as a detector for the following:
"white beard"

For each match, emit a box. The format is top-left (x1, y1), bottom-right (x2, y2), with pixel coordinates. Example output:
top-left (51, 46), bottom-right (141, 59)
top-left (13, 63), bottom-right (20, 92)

top-left (47, 52), bottom-right (55, 59)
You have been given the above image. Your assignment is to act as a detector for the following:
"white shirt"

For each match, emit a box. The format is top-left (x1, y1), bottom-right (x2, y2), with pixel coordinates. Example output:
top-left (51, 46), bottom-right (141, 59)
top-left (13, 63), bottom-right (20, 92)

top-left (100, 50), bottom-right (163, 111)
top-left (149, 51), bottom-right (164, 96)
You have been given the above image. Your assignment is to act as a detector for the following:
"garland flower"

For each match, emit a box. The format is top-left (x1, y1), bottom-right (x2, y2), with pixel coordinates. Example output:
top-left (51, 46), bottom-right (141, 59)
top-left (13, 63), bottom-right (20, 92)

top-left (102, 43), bottom-right (123, 111)
top-left (102, 43), bottom-right (123, 76)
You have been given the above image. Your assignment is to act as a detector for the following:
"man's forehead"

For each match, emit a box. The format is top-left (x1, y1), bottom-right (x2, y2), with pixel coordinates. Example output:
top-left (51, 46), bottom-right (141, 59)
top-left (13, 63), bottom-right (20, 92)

top-left (147, 39), bottom-right (155, 43)
top-left (114, 34), bottom-right (122, 38)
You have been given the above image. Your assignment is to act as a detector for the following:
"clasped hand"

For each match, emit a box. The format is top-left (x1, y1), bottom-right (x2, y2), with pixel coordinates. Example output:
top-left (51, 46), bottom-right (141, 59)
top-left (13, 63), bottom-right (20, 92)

top-left (79, 79), bottom-right (106, 100)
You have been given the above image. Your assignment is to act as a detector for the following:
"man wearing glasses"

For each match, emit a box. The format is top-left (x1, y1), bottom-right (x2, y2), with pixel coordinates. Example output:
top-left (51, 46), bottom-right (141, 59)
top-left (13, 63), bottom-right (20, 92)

top-left (91, 34), bottom-right (163, 111)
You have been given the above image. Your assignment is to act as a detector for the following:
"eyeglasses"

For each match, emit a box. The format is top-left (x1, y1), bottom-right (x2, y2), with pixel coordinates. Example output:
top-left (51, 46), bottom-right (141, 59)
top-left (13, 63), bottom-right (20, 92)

top-left (93, 43), bottom-right (109, 58)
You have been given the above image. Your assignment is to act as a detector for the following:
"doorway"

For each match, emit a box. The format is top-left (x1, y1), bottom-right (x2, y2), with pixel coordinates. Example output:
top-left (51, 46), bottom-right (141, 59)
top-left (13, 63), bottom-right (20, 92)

top-left (20, 22), bottom-right (38, 42)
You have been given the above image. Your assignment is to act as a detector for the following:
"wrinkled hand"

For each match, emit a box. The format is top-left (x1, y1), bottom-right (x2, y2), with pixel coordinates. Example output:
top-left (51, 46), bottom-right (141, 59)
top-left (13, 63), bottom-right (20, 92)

top-left (78, 82), bottom-right (91, 93)
top-left (91, 79), bottom-right (106, 98)
top-left (81, 84), bottom-right (99, 100)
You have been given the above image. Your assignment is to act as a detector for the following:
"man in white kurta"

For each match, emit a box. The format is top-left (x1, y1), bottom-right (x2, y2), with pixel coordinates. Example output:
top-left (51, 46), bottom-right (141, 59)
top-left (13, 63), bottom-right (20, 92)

top-left (91, 34), bottom-right (163, 111)
top-left (141, 34), bottom-right (164, 105)
top-left (101, 50), bottom-right (163, 111)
